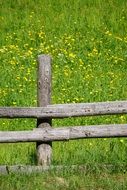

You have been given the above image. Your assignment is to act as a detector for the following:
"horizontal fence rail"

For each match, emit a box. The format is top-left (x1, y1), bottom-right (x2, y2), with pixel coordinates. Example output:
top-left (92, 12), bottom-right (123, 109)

top-left (0, 124), bottom-right (127, 143)
top-left (0, 101), bottom-right (127, 119)
top-left (1, 164), bottom-right (126, 175)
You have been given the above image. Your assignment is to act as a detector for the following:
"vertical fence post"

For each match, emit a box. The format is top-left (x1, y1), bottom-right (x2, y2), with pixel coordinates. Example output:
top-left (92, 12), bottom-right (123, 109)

top-left (36, 54), bottom-right (52, 166)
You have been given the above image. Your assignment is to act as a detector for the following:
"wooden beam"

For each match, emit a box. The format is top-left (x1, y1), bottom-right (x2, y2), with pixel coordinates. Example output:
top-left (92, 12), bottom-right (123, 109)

top-left (36, 54), bottom-right (52, 166)
top-left (0, 164), bottom-right (126, 175)
top-left (0, 124), bottom-right (127, 143)
top-left (0, 101), bottom-right (127, 119)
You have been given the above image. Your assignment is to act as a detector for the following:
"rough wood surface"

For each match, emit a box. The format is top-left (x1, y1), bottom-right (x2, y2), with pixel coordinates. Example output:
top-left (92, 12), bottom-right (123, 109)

top-left (0, 101), bottom-right (127, 118)
top-left (0, 164), bottom-right (126, 175)
top-left (0, 124), bottom-right (127, 143)
top-left (36, 54), bottom-right (52, 166)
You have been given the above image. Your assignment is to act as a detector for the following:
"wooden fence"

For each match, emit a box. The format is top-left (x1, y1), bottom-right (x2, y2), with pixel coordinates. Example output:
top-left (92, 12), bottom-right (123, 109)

top-left (0, 54), bottom-right (127, 173)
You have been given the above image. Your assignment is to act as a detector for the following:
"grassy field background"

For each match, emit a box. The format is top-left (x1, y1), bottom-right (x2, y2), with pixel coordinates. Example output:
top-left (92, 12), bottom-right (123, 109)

top-left (0, 0), bottom-right (127, 189)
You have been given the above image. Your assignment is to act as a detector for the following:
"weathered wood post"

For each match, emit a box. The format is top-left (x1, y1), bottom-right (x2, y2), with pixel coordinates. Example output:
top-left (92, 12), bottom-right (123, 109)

top-left (36, 54), bottom-right (52, 166)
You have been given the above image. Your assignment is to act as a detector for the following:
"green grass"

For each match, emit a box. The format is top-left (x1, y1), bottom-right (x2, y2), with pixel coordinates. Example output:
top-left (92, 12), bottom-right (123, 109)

top-left (1, 170), bottom-right (127, 190)
top-left (0, 0), bottom-right (127, 189)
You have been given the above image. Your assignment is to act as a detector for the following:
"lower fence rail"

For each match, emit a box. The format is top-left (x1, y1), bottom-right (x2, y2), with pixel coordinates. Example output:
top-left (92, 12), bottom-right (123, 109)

top-left (0, 164), bottom-right (127, 175)
top-left (0, 124), bottom-right (127, 143)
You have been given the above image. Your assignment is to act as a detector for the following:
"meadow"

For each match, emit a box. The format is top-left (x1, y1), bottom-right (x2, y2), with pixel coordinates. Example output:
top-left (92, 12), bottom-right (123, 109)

top-left (0, 0), bottom-right (127, 189)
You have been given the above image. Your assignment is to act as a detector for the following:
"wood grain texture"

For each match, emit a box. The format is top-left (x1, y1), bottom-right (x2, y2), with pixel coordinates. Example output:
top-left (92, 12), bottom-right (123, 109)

top-left (37, 54), bottom-right (51, 107)
top-left (0, 101), bottom-right (127, 118)
top-left (37, 54), bottom-right (52, 166)
top-left (0, 124), bottom-right (127, 143)
top-left (1, 164), bottom-right (126, 175)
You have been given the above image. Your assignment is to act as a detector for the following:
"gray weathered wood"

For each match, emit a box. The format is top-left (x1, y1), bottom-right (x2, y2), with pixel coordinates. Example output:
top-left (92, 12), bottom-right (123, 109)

top-left (0, 101), bottom-right (127, 118)
top-left (37, 54), bottom-right (52, 166)
top-left (0, 164), bottom-right (126, 175)
top-left (0, 128), bottom-right (69, 143)
top-left (0, 124), bottom-right (127, 143)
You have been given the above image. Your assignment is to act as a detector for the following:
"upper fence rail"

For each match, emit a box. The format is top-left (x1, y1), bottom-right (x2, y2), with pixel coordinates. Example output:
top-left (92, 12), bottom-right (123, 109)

top-left (0, 101), bottom-right (127, 119)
